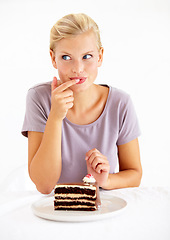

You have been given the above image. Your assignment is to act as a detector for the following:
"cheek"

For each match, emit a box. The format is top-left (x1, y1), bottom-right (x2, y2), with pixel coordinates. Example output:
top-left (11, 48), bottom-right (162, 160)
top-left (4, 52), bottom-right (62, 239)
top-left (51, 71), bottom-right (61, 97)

top-left (57, 62), bottom-right (67, 72)
top-left (86, 62), bottom-right (98, 82)
top-left (85, 58), bottom-right (96, 68)
top-left (57, 63), bottom-right (69, 81)
top-left (87, 62), bottom-right (98, 74)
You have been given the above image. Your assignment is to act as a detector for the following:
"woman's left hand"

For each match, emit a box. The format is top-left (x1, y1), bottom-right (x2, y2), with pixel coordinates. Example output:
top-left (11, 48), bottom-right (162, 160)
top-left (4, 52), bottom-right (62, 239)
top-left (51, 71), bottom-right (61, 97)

top-left (85, 148), bottom-right (110, 188)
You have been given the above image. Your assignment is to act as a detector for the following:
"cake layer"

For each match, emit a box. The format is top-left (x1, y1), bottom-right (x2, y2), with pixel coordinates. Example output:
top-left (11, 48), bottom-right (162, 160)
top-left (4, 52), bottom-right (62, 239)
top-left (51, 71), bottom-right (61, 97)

top-left (54, 186), bottom-right (96, 196)
top-left (54, 200), bottom-right (95, 207)
top-left (54, 206), bottom-right (96, 211)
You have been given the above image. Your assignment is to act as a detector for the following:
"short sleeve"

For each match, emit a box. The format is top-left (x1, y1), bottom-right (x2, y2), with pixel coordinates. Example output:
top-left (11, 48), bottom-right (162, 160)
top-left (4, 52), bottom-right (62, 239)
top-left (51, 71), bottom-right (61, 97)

top-left (117, 96), bottom-right (141, 145)
top-left (21, 87), bottom-right (50, 137)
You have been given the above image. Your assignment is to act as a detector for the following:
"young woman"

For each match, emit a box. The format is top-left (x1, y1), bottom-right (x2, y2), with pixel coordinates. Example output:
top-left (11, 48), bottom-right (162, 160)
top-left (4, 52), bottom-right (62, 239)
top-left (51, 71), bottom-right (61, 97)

top-left (22, 13), bottom-right (142, 194)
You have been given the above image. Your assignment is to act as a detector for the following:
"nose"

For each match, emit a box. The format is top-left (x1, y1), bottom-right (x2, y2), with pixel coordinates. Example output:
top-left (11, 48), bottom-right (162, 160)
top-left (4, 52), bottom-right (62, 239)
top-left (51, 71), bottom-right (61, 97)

top-left (72, 60), bottom-right (84, 74)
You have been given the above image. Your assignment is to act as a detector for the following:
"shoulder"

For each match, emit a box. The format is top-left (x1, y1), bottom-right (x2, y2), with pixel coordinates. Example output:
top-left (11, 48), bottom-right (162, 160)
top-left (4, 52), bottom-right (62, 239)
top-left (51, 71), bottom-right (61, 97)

top-left (28, 81), bottom-right (51, 96)
top-left (99, 84), bottom-right (130, 101)
top-left (27, 81), bottom-right (51, 102)
top-left (105, 85), bottom-right (138, 127)
top-left (25, 82), bottom-right (52, 115)
top-left (109, 86), bottom-right (130, 102)
top-left (107, 86), bottom-right (132, 111)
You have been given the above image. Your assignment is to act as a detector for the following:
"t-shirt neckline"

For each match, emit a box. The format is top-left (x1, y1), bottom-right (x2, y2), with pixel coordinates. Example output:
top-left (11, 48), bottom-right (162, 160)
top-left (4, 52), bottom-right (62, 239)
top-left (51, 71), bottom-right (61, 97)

top-left (64, 85), bottom-right (111, 128)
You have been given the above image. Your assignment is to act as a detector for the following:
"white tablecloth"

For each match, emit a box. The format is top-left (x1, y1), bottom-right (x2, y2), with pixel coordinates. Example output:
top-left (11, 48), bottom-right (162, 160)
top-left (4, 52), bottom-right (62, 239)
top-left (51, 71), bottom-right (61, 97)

top-left (0, 166), bottom-right (170, 240)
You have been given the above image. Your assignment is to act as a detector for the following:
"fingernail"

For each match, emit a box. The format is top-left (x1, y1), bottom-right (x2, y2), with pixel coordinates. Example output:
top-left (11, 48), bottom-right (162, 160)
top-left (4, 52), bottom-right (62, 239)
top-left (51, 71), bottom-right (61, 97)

top-left (85, 156), bottom-right (88, 161)
top-left (75, 79), bottom-right (80, 83)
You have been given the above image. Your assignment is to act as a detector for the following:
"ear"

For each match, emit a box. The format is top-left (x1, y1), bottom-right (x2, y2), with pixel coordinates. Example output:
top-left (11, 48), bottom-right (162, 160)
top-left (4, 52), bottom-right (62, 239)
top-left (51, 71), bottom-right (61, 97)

top-left (50, 50), bottom-right (57, 69)
top-left (97, 47), bottom-right (104, 67)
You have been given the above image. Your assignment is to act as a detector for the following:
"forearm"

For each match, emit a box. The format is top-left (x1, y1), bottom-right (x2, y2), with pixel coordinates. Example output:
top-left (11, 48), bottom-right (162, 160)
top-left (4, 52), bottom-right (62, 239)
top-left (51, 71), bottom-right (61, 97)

top-left (101, 169), bottom-right (142, 190)
top-left (29, 112), bottom-right (62, 194)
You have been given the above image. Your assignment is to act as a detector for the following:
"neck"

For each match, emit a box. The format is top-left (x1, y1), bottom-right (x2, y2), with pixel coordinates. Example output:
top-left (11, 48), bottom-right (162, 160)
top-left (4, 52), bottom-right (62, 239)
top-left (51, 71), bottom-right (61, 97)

top-left (66, 84), bottom-right (109, 125)
top-left (70, 84), bottom-right (98, 114)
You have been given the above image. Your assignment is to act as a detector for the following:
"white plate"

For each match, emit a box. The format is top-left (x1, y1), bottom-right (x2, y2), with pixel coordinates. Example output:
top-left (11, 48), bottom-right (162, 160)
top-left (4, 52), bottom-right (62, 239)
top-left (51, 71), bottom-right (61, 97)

top-left (32, 192), bottom-right (127, 222)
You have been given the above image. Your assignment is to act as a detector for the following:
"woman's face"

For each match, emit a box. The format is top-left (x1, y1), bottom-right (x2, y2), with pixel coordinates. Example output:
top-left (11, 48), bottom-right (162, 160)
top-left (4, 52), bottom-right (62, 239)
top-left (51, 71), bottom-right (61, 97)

top-left (51, 30), bottom-right (103, 93)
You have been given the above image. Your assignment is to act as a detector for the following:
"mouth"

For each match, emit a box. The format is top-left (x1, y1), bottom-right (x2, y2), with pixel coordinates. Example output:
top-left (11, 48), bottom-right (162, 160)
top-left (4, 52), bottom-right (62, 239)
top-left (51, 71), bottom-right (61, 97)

top-left (70, 77), bottom-right (87, 84)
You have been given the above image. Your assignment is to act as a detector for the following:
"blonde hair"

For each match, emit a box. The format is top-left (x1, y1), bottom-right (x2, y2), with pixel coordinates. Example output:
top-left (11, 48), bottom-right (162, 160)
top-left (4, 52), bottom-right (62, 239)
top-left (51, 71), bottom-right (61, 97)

top-left (50, 13), bottom-right (102, 51)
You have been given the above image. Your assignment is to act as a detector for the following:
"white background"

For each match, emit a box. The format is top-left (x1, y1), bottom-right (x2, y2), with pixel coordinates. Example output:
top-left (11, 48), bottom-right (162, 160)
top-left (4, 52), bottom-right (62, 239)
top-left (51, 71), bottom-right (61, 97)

top-left (0, 0), bottom-right (170, 187)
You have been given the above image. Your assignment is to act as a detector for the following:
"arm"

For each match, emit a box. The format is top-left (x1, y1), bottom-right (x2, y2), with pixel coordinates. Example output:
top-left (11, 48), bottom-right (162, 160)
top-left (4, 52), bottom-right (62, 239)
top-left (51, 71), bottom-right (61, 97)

top-left (85, 138), bottom-right (142, 190)
top-left (28, 78), bottom-right (78, 194)
top-left (28, 116), bottom-right (62, 194)
top-left (104, 138), bottom-right (142, 189)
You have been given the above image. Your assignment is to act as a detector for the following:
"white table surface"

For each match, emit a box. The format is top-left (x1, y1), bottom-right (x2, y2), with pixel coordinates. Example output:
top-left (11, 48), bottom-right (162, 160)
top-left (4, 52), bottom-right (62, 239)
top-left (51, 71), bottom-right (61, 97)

top-left (0, 166), bottom-right (170, 240)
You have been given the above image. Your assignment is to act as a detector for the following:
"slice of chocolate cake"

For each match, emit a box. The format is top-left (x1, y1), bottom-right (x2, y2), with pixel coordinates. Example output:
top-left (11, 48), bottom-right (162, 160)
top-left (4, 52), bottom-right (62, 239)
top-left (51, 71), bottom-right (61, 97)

top-left (54, 174), bottom-right (101, 211)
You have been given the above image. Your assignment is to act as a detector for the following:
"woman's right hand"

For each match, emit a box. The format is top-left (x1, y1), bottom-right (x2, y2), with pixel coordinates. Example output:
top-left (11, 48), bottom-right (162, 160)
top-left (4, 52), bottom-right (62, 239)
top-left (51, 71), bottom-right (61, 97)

top-left (50, 77), bottom-right (79, 121)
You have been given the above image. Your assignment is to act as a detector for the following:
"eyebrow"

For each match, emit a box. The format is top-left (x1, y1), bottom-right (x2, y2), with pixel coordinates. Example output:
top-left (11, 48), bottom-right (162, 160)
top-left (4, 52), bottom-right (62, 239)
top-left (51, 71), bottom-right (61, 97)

top-left (83, 51), bottom-right (95, 55)
top-left (60, 52), bottom-right (71, 55)
top-left (60, 51), bottom-right (95, 56)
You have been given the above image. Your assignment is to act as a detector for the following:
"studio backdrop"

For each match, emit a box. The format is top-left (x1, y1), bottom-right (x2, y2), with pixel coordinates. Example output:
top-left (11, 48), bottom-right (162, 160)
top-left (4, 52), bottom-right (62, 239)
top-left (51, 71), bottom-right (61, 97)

top-left (0, 0), bottom-right (169, 187)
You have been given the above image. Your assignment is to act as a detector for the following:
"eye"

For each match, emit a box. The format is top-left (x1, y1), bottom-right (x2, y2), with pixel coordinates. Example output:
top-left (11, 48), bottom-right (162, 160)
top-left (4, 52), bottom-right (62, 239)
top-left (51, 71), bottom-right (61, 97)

top-left (83, 54), bottom-right (92, 59)
top-left (62, 55), bottom-right (71, 60)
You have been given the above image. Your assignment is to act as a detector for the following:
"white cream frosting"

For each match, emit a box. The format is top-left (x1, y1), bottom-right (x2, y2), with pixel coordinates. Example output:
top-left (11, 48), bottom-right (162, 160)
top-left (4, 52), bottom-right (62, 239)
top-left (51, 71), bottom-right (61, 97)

top-left (83, 174), bottom-right (96, 183)
top-left (54, 193), bottom-right (96, 198)
top-left (54, 199), bottom-right (95, 204)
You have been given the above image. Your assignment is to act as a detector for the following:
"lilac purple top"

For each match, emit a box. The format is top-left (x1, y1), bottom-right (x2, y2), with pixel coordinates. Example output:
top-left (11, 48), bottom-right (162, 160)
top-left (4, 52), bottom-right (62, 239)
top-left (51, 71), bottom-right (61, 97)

top-left (21, 83), bottom-right (141, 183)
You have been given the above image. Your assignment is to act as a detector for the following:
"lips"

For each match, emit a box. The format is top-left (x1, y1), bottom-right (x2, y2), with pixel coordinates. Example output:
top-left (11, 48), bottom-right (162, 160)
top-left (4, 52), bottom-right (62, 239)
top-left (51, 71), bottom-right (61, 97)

top-left (70, 77), bottom-right (87, 84)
